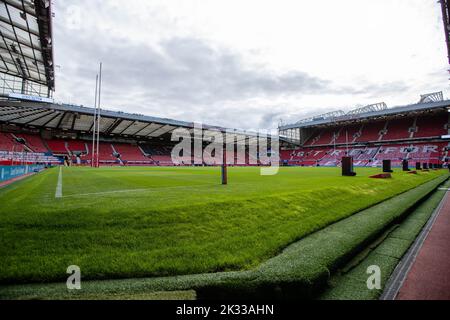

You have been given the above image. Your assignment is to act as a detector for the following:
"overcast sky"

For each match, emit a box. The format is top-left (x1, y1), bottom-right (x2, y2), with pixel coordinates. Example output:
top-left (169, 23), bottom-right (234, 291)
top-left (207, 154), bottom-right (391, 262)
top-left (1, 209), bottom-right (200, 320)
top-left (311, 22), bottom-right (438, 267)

top-left (53, 0), bottom-right (450, 130)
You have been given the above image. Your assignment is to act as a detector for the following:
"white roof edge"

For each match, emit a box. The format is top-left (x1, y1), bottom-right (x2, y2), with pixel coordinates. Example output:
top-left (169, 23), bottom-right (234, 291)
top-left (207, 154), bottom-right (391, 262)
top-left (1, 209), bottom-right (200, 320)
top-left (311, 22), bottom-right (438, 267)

top-left (279, 100), bottom-right (450, 130)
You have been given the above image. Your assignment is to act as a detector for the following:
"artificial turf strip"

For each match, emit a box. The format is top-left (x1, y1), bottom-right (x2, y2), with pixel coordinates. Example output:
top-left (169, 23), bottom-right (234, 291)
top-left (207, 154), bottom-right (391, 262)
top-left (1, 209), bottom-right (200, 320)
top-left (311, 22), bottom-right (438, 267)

top-left (197, 173), bottom-right (449, 299)
top-left (0, 167), bottom-right (446, 284)
top-left (319, 179), bottom-right (450, 300)
top-left (0, 173), bottom-right (447, 300)
top-left (64, 290), bottom-right (197, 300)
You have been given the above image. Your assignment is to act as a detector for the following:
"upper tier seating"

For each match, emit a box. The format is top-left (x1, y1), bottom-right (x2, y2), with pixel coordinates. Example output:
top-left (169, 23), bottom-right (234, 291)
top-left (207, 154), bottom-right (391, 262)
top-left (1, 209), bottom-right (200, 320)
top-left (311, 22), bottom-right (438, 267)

top-left (67, 140), bottom-right (87, 153)
top-left (382, 118), bottom-right (414, 141)
top-left (46, 139), bottom-right (68, 154)
top-left (140, 144), bottom-right (174, 165)
top-left (280, 150), bottom-right (293, 162)
top-left (88, 142), bottom-right (118, 163)
top-left (305, 129), bottom-right (335, 146)
top-left (16, 134), bottom-right (48, 153)
top-left (0, 132), bottom-right (15, 151)
top-left (334, 125), bottom-right (361, 144)
top-left (113, 143), bottom-right (149, 162)
top-left (356, 121), bottom-right (386, 142)
top-left (415, 114), bottom-right (448, 138)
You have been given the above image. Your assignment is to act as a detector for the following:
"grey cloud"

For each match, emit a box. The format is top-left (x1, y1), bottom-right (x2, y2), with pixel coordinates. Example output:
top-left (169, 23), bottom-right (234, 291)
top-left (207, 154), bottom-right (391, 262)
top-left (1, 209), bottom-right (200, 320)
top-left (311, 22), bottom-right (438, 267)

top-left (362, 81), bottom-right (411, 98)
top-left (58, 35), bottom-right (331, 104)
top-left (258, 111), bottom-right (283, 129)
top-left (54, 25), bottom-right (335, 128)
top-left (53, 1), bottom-right (413, 130)
top-left (336, 81), bottom-right (411, 98)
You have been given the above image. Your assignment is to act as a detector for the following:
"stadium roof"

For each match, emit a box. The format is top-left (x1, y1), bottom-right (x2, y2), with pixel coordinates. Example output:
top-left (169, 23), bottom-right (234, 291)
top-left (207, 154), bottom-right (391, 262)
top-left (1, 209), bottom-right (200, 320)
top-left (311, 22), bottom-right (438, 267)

top-left (0, 100), bottom-right (270, 142)
top-left (0, 0), bottom-right (55, 95)
top-left (279, 92), bottom-right (450, 130)
top-left (441, 0), bottom-right (450, 65)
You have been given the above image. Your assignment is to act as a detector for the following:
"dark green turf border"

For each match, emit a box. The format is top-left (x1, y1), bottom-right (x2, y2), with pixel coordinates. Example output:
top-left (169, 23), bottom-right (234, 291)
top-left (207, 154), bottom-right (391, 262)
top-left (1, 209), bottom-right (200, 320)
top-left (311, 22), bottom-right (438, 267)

top-left (1, 173), bottom-right (448, 300)
top-left (319, 179), bottom-right (450, 300)
top-left (195, 174), bottom-right (450, 300)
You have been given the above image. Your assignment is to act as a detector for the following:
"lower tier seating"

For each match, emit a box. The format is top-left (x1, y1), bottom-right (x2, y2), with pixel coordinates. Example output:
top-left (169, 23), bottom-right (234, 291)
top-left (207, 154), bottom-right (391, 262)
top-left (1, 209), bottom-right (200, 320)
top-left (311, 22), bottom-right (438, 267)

top-left (281, 142), bottom-right (448, 166)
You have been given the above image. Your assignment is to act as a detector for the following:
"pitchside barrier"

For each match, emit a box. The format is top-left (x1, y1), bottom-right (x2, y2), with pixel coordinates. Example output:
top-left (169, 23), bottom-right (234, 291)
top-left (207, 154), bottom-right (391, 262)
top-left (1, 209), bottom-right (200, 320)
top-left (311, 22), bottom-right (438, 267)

top-left (0, 165), bottom-right (46, 182)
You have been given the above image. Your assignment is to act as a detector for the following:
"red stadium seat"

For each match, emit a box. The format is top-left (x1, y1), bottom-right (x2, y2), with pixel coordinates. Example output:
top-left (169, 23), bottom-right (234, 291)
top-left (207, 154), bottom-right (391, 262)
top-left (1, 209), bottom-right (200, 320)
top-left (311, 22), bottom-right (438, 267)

top-left (0, 132), bottom-right (16, 151)
top-left (67, 140), bottom-right (87, 153)
top-left (46, 139), bottom-right (68, 154)
top-left (382, 118), bottom-right (415, 141)
top-left (15, 134), bottom-right (48, 153)
top-left (415, 114), bottom-right (448, 138)
top-left (113, 143), bottom-right (151, 163)
top-left (356, 121), bottom-right (386, 142)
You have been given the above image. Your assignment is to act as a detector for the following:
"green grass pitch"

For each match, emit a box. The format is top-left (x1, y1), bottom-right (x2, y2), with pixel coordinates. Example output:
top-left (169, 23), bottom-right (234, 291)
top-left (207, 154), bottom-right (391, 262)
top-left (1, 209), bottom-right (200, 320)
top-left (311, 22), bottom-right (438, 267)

top-left (0, 166), bottom-right (446, 284)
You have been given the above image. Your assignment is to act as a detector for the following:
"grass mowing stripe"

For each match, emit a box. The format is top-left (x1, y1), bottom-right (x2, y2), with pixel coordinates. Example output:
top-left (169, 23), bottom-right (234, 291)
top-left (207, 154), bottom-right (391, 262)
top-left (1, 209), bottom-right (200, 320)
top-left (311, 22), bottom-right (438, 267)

top-left (61, 182), bottom-right (229, 198)
top-left (1, 173), bottom-right (447, 300)
top-left (2, 167), bottom-right (445, 284)
top-left (55, 166), bottom-right (62, 198)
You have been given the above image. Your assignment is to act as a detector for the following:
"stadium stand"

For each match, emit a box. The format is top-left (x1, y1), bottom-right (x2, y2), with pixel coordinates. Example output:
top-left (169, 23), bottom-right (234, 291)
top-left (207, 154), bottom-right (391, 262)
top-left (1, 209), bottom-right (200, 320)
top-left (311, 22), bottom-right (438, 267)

top-left (415, 114), bottom-right (448, 138)
top-left (1, 109), bottom-right (448, 168)
top-left (283, 147), bottom-right (327, 166)
top-left (0, 151), bottom-right (60, 165)
top-left (46, 139), bottom-right (69, 154)
top-left (279, 93), bottom-right (450, 167)
top-left (382, 118), bottom-right (415, 141)
top-left (334, 125), bottom-right (361, 144)
top-left (305, 128), bottom-right (335, 146)
top-left (1, 91), bottom-right (449, 168)
top-left (317, 148), bottom-right (343, 166)
top-left (0, 132), bottom-right (15, 151)
top-left (280, 142), bottom-right (447, 167)
top-left (356, 121), bottom-right (386, 142)
top-left (67, 140), bottom-right (87, 153)
top-left (113, 143), bottom-right (150, 163)
top-left (88, 142), bottom-right (119, 164)
top-left (15, 134), bottom-right (48, 153)
top-left (144, 145), bottom-right (175, 166)
top-left (355, 147), bottom-right (380, 160)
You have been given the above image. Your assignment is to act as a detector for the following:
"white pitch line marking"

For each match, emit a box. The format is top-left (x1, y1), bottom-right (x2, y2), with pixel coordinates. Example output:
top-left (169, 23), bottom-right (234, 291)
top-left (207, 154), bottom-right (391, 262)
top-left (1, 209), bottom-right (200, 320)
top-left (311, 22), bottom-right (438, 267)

top-left (63, 188), bottom-right (151, 198)
top-left (55, 166), bottom-right (63, 198)
top-left (60, 182), bottom-right (256, 199)
top-left (62, 185), bottom-right (217, 198)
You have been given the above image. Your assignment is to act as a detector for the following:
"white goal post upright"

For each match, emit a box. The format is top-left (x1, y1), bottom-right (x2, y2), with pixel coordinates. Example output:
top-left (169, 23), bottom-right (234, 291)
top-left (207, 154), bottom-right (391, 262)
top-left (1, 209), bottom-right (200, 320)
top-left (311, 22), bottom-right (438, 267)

top-left (221, 143), bottom-right (227, 185)
top-left (96, 62), bottom-right (102, 168)
top-left (91, 74), bottom-right (98, 167)
top-left (91, 62), bottom-right (103, 168)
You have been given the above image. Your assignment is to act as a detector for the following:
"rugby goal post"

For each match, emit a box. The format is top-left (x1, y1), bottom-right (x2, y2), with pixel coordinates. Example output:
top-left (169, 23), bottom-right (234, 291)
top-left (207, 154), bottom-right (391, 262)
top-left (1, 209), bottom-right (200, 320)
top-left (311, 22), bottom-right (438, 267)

top-left (221, 144), bottom-right (227, 185)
